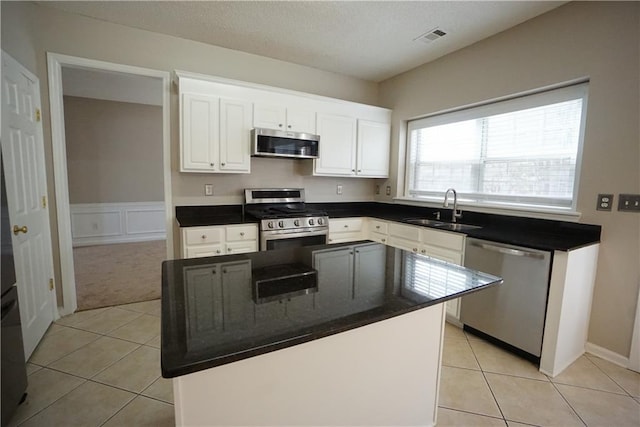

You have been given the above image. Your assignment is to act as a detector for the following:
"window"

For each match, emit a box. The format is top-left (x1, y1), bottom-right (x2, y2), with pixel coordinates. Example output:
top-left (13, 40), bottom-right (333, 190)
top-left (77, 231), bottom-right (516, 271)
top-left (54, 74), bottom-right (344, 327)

top-left (406, 83), bottom-right (588, 211)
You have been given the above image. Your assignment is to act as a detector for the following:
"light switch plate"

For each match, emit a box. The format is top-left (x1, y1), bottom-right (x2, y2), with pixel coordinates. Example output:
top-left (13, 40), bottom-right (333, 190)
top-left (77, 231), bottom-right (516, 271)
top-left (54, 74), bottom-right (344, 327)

top-left (618, 194), bottom-right (640, 212)
top-left (386, 186), bottom-right (391, 196)
top-left (596, 194), bottom-right (613, 211)
top-left (204, 184), bottom-right (214, 196)
top-left (336, 184), bottom-right (343, 195)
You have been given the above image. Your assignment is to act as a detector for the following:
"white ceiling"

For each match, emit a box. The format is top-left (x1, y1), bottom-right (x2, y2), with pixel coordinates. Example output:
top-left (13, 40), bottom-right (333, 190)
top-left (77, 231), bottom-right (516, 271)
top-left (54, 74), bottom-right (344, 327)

top-left (40, 1), bottom-right (566, 83)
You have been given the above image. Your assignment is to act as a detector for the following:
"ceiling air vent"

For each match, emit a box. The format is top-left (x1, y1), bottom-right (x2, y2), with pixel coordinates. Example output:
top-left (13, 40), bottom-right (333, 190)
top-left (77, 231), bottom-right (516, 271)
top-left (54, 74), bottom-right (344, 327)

top-left (415, 28), bottom-right (447, 44)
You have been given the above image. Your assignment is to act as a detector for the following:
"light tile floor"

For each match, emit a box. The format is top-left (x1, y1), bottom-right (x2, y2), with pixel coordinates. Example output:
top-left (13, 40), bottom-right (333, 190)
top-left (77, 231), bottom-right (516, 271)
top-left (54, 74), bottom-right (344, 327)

top-left (10, 303), bottom-right (640, 426)
top-left (10, 299), bottom-right (174, 427)
top-left (439, 323), bottom-right (640, 426)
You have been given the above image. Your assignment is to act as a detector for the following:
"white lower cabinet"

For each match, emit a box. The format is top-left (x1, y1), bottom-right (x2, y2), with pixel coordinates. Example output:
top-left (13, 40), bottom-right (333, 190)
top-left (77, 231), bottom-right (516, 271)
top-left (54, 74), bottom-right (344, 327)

top-left (181, 224), bottom-right (258, 258)
top-left (328, 217), bottom-right (365, 243)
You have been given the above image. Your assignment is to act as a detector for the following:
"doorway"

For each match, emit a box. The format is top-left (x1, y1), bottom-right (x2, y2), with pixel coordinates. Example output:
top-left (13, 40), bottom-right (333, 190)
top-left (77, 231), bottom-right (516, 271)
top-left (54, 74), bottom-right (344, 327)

top-left (47, 53), bottom-right (172, 316)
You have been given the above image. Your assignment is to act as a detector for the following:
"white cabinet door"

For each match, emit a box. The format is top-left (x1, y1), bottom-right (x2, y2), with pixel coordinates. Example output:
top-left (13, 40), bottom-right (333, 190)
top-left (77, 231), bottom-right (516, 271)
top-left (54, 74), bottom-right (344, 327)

top-left (314, 113), bottom-right (357, 176)
top-left (219, 98), bottom-right (251, 173)
top-left (253, 103), bottom-right (286, 130)
top-left (181, 93), bottom-right (219, 172)
top-left (356, 120), bottom-right (390, 177)
top-left (287, 109), bottom-right (316, 134)
top-left (253, 103), bottom-right (316, 134)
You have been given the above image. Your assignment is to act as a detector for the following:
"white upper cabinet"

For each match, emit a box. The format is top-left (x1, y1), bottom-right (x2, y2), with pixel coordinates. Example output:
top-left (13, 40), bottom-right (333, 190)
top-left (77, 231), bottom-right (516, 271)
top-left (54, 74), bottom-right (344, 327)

top-left (177, 71), bottom-right (390, 176)
top-left (180, 92), bottom-right (251, 174)
top-left (220, 98), bottom-right (252, 172)
top-left (356, 120), bottom-right (391, 178)
top-left (314, 113), bottom-right (358, 176)
top-left (253, 103), bottom-right (316, 134)
top-left (313, 116), bottom-right (391, 178)
top-left (181, 93), bottom-right (220, 172)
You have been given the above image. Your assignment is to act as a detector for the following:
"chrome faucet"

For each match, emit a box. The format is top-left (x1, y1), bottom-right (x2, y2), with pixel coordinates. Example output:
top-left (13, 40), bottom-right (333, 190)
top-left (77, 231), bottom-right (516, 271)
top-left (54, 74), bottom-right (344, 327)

top-left (443, 188), bottom-right (463, 223)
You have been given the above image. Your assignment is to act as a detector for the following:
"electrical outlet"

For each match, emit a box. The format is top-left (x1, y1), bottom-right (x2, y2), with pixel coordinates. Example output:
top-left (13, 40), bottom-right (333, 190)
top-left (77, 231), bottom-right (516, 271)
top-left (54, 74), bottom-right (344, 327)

top-left (386, 186), bottom-right (391, 196)
top-left (204, 184), bottom-right (214, 196)
top-left (375, 184), bottom-right (380, 195)
top-left (618, 194), bottom-right (640, 212)
top-left (336, 184), bottom-right (343, 195)
top-left (596, 194), bottom-right (613, 211)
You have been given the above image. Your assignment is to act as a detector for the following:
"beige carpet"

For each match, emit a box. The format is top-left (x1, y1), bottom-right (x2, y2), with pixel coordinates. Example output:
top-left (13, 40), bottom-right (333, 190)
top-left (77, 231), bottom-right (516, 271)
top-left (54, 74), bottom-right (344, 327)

top-left (73, 240), bottom-right (167, 311)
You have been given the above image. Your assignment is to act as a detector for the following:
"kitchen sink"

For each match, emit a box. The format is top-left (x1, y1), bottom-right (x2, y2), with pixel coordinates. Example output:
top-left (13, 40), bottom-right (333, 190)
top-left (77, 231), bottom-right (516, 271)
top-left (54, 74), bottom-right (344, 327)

top-left (403, 218), bottom-right (482, 232)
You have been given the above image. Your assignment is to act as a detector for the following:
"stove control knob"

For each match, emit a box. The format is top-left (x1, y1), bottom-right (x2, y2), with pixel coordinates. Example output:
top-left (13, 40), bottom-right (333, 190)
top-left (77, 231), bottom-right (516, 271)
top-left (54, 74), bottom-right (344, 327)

top-left (267, 221), bottom-right (274, 229)
top-left (278, 220), bottom-right (285, 228)
top-left (294, 219), bottom-right (300, 226)
top-left (309, 218), bottom-right (315, 226)
top-left (317, 218), bottom-right (324, 225)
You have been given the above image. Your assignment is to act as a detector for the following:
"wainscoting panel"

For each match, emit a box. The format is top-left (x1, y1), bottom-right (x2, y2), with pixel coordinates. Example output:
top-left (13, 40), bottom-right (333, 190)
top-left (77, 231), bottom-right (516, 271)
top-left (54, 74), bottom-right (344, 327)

top-left (71, 202), bottom-right (166, 246)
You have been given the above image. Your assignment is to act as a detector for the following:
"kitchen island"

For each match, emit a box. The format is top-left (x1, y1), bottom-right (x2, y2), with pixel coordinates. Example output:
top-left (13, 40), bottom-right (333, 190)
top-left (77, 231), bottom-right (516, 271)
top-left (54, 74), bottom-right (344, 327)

top-left (161, 241), bottom-right (502, 426)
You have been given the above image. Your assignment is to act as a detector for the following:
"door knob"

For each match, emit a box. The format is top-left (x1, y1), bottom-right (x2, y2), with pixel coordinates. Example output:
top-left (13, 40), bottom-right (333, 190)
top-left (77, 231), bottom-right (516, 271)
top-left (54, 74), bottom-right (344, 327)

top-left (13, 225), bottom-right (28, 235)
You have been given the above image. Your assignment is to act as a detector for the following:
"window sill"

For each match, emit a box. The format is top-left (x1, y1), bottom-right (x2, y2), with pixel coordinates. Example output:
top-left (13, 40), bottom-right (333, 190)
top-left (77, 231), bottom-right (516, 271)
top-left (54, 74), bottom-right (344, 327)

top-left (392, 197), bottom-right (582, 222)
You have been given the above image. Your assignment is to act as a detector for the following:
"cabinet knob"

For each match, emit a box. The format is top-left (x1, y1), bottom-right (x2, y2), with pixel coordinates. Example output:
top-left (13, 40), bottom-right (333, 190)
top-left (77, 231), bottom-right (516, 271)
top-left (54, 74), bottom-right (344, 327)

top-left (343, 225), bottom-right (348, 228)
top-left (358, 170), bottom-right (361, 172)
top-left (376, 225), bottom-right (380, 229)
top-left (240, 232), bottom-right (244, 236)
top-left (352, 169), bottom-right (355, 172)
top-left (413, 248), bottom-right (418, 252)
top-left (216, 250), bottom-right (221, 254)
top-left (210, 163), bottom-right (214, 167)
top-left (382, 238), bottom-right (386, 242)
top-left (421, 250), bottom-right (426, 254)
top-left (223, 269), bottom-right (227, 274)
top-left (221, 162), bottom-right (225, 166)
top-left (228, 248), bottom-right (232, 252)
top-left (201, 235), bottom-right (206, 239)
top-left (287, 125), bottom-right (291, 129)
top-left (278, 123), bottom-right (283, 127)
top-left (212, 270), bottom-right (216, 274)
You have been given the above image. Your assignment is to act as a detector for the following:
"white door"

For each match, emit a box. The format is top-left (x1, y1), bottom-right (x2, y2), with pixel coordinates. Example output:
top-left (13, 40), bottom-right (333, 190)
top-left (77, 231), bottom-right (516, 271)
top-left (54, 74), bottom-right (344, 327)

top-left (1, 51), bottom-right (56, 359)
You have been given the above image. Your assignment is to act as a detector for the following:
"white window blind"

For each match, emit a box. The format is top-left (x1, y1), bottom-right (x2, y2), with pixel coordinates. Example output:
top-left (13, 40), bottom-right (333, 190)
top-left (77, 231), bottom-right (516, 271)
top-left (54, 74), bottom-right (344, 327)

top-left (406, 83), bottom-right (588, 211)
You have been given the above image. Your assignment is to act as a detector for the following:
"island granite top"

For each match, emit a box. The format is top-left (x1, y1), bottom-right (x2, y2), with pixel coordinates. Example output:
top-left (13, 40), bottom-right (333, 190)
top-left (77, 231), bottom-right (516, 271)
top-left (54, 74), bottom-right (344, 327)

top-left (161, 241), bottom-right (502, 378)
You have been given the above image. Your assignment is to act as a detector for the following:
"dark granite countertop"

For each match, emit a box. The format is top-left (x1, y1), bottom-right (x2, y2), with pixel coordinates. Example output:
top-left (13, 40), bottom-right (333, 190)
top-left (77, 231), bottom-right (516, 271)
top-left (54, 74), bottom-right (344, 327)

top-left (161, 241), bottom-right (502, 378)
top-left (176, 202), bottom-right (601, 252)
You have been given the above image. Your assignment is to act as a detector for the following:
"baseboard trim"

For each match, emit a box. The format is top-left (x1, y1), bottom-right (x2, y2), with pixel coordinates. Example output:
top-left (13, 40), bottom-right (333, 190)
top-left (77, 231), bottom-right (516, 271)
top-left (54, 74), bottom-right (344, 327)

top-left (585, 342), bottom-right (630, 368)
top-left (71, 202), bottom-right (166, 247)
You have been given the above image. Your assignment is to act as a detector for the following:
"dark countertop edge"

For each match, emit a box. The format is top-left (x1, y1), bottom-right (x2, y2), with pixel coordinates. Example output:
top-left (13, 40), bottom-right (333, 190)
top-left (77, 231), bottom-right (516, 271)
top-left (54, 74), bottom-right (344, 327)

top-left (161, 277), bottom-right (502, 378)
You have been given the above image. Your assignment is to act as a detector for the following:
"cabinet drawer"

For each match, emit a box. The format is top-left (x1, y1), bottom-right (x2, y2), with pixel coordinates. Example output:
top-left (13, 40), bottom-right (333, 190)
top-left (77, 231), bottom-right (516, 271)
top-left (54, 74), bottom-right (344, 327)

top-left (420, 228), bottom-right (464, 251)
top-left (184, 227), bottom-right (224, 246)
top-left (186, 245), bottom-right (223, 258)
top-left (388, 223), bottom-right (420, 241)
top-left (369, 219), bottom-right (388, 234)
top-left (226, 240), bottom-right (258, 254)
top-left (329, 218), bottom-right (363, 232)
top-left (328, 232), bottom-right (363, 244)
top-left (419, 245), bottom-right (463, 265)
top-left (226, 224), bottom-right (257, 241)
top-left (369, 232), bottom-right (388, 244)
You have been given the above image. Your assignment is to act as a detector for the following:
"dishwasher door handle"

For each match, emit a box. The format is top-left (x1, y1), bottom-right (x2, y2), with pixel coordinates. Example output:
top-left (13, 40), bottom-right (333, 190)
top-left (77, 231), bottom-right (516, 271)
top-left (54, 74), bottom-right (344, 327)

top-left (469, 241), bottom-right (546, 259)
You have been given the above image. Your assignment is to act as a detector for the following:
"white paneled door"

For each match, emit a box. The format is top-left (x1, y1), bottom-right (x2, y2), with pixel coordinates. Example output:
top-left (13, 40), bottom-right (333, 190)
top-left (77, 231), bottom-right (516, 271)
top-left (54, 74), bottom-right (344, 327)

top-left (1, 51), bottom-right (56, 359)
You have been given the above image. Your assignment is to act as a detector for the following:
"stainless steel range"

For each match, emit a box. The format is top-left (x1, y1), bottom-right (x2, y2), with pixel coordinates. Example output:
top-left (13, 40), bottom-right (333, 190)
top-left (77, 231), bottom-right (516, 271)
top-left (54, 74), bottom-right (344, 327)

top-left (244, 188), bottom-right (329, 251)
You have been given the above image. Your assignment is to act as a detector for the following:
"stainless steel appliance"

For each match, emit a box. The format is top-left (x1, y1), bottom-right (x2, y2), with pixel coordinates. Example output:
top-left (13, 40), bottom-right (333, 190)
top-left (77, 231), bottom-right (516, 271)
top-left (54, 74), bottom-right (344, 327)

top-left (244, 188), bottom-right (328, 251)
top-left (1, 156), bottom-right (28, 427)
top-left (251, 128), bottom-right (320, 159)
top-left (460, 238), bottom-right (552, 362)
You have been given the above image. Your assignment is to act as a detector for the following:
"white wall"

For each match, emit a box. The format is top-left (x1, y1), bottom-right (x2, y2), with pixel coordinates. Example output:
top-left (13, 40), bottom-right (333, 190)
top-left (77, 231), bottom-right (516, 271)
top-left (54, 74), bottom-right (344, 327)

top-left (378, 1), bottom-right (640, 358)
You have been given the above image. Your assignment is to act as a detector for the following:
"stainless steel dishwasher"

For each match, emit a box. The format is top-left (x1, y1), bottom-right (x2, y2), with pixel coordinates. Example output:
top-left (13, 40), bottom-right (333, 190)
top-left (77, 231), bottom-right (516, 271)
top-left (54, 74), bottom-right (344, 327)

top-left (460, 238), bottom-right (552, 361)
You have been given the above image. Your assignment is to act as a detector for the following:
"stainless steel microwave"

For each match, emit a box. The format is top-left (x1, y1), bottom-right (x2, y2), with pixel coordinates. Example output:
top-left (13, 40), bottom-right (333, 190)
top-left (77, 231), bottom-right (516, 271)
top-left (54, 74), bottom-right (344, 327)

top-left (251, 128), bottom-right (320, 159)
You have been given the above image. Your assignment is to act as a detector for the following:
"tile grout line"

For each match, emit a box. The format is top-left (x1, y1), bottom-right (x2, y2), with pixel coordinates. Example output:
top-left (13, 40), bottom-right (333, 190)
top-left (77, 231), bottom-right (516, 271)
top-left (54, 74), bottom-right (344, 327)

top-left (583, 353), bottom-right (638, 399)
top-left (547, 380), bottom-right (588, 427)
